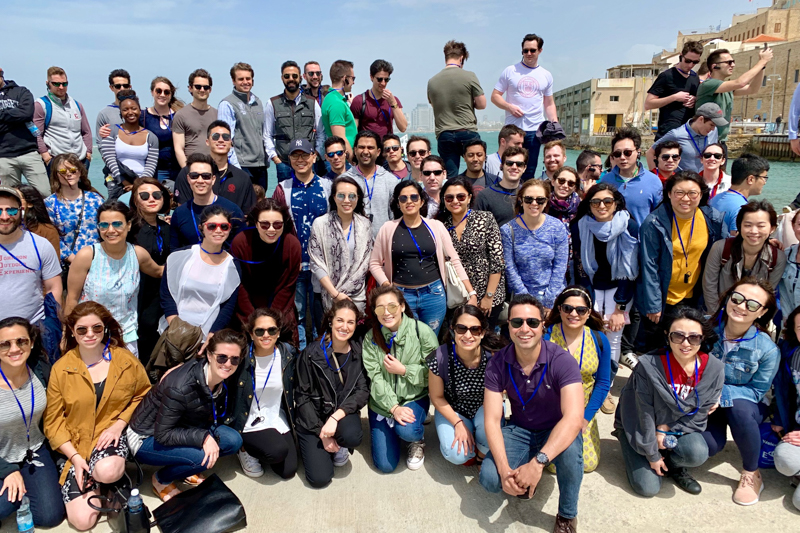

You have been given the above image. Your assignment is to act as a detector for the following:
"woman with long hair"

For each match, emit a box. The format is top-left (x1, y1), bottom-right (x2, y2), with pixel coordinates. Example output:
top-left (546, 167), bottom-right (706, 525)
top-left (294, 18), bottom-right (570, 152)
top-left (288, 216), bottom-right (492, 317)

top-left (143, 76), bottom-right (184, 183)
top-left (17, 184), bottom-right (60, 256)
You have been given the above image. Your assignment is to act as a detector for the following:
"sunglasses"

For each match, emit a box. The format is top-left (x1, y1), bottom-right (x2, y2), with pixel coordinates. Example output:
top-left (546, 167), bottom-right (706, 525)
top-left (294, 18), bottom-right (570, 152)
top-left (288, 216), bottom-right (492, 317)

top-left (375, 303), bottom-right (400, 315)
top-left (205, 222), bottom-right (231, 232)
top-left (306, 71), bottom-right (322, 77)
top-left (522, 196), bottom-right (548, 205)
top-left (682, 57), bottom-right (701, 65)
top-left (672, 189), bottom-right (701, 200)
top-left (375, 76), bottom-right (391, 83)
top-left (444, 193), bottom-right (468, 203)
top-left (560, 304), bottom-right (590, 316)
top-left (75, 324), bottom-right (104, 336)
top-left (0, 338), bottom-right (31, 354)
top-left (586, 164), bottom-right (603, 171)
top-left (193, 84), bottom-right (211, 91)
top-left (326, 150), bottom-right (345, 158)
top-left (715, 60), bottom-right (735, 66)
top-left (257, 220), bottom-right (284, 230)
top-left (611, 149), bottom-right (636, 158)
top-left (589, 197), bottom-right (615, 207)
top-left (505, 160), bottom-right (526, 168)
top-left (211, 132), bottom-right (231, 141)
top-left (214, 354), bottom-right (241, 366)
top-left (668, 331), bottom-right (704, 346)
top-left (112, 83), bottom-right (130, 89)
top-left (98, 221), bottom-right (125, 230)
top-left (556, 177), bottom-right (577, 187)
top-left (57, 167), bottom-right (79, 176)
top-left (254, 327), bottom-right (280, 338)
top-left (729, 291), bottom-right (764, 312)
top-left (398, 194), bottom-right (420, 204)
top-left (384, 145), bottom-right (401, 153)
top-left (453, 324), bottom-right (484, 336)
top-left (0, 207), bottom-right (20, 216)
top-left (138, 191), bottom-right (163, 201)
top-left (702, 152), bottom-right (724, 160)
top-left (336, 193), bottom-right (358, 201)
top-left (422, 170), bottom-right (444, 177)
top-left (522, 48), bottom-right (539, 54)
top-left (188, 172), bottom-right (213, 181)
top-left (408, 150), bottom-right (428, 157)
top-left (345, 75), bottom-right (357, 82)
top-left (509, 317), bottom-right (542, 329)
top-left (154, 88), bottom-right (171, 96)
top-left (50, 81), bottom-right (69, 88)
top-left (283, 74), bottom-right (300, 80)
top-left (660, 154), bottom-right (681, 161)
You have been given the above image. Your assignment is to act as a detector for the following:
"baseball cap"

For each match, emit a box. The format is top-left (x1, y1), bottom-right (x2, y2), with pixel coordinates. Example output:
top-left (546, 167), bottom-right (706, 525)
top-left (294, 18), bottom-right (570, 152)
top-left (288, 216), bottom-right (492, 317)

top-left (0, 186), bottom-right (23, 205)
top-left (695, 103), bottom-right (729, 127)
top-left (289, 138), bottom-right (313, 155)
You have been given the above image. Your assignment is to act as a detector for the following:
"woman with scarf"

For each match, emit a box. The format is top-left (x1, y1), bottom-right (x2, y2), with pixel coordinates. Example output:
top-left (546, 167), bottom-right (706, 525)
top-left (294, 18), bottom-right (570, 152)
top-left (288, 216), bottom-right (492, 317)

top-left (308, 176), bottom-right (374, 313)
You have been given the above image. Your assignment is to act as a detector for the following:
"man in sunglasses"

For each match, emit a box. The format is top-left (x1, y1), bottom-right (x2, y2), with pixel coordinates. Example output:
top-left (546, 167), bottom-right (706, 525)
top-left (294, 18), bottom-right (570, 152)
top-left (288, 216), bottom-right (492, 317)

top-left (0, 68), bottom-right (52, 196)
top-left (343, 130), bottom-right (394, 237)
top-left (575, 149), bottom-right (602, 197)
top-left (94, 68), bottom-right (131, 163)
top-left (323, 136), bottom-right (350, 179)
top-left (646, 103), bottom-right (726, 174)
top-left (300, 61), bottom-right (330, 105)
top-left (264, 60), bottom-right (325, 184)
top-left (480, 294), bottom-right (584, 533)
top-left (649, 141), bottom-right (681, 184)
top-left (322, 60), bottom-right (358, 161)
top-left (475, 145), bottom-right (527, 227)
top-left (174, 68), bottom-right (218, 168)
top-left (351, 59), bottom-right (407, 138)
top-left (484, 124), bottom-right (524, 185)
top-left (645, 41), bottom-right (703, 140)
top-left (218, 62), bottom-right (268, 189)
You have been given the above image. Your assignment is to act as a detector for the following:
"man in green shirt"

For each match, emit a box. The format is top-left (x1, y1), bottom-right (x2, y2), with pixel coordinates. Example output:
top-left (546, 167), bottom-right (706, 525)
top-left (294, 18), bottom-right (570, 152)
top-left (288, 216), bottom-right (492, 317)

top-left (321, 60), bottom-right (357, 160)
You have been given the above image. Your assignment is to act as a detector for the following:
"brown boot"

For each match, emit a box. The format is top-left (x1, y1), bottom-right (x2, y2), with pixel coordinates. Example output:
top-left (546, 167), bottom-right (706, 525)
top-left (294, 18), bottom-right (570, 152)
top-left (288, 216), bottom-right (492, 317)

top-left (553, 514), bottom-right (577, 533)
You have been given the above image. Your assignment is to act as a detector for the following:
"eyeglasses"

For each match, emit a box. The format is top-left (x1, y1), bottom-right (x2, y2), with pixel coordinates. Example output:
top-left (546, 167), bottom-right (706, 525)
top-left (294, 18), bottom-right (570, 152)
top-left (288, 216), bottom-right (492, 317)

top-left (75, 324), bottom-right (104, 336)
top-left (729, 291), bottom-right (764, 312)
top-left (211, 132), bottom-right (231, 141)
top-left (509, 317), bottom-right (542, 329)
top-left (112, 83), bottom-right (130, 90)
top-left (254, 327), bottom-right (280, 338)
top-left (589, 197), bottom-right (615, 207)
top-left (336, 192), bottom-right (358, 201)
top-left (98, 221), bottom-right (125, 230)
top-left (193, 84), bottom-right (211, 91)
top-left (757, 174), bottom-right (769, 181)
top-left (522, 196), bottom-right (548, 205)
top-left (560, 304), bottom-right (590, 316)
top-left (283, 74), bottom-right (300, 80)
top-left (154, 88), bottom-right (171, 96)
top-left (668, 331), bottom-right (704, 346)
top-left (326, 150), bottom-right (345, 158)
top-left (204, 222), bottom-right (231, 232)
top-left (0, 207), bottom-right (20, 216)
top-left (138, 191), bottom-right (163, 201)
top-left (556, 177), bottom-right (577, 187)
top-left (671, 189), bottom-right (701, 200)
top-left (408, 150), bottom-right (428, 157)
top-left (611, 149), bottom-right (636, 158)
top-left (444, 193), bottom-right (468, 203)
top-left (660, 154), bottom-right (681, 161)
top-left (384, 145), bottom-right (401, 153)
top-left (0, 338), bottom-right (31, 354)
top-left (453, 324), bottom-right (484, 335)
top-left (702, 153), bottom-right (724, 160)
top-left (306, 71), bottom-right (322, 77)
top-left (57, 167), bottom-right (79, 176)
top-left (188, 172), bottom-right (213, 181)
top-left (289, 152), bottom-right (313, 161)
top-left (214, 354), bottom-right (241, 366)
top-left (715, 60), bottom-right (735, 67)
top-left (375, 77), bottom-right (391, 83)
top-left (49, 81), bottom-right (69, 88)
top-left (422, 169), bottom-right (444, 177)
top-left (375, 303), bottom-right (400, 315)
top-left (257, 220), bottom-right (284, 230)
top-left (398, 194), bottom-right (420, 204)
top-left (505, 160), bottom-right (526, 168)
top-left (522, 48), bottom-right (539, 54)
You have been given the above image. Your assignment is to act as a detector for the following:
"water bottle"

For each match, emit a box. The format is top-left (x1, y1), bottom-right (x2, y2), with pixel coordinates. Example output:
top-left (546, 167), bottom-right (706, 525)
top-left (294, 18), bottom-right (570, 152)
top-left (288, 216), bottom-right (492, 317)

top-left (128, 488), bottom-right (143, 514)
top-left (25, 122), bottom-right (40, 137)
top-left (16, 495), bottom-right (34, 533)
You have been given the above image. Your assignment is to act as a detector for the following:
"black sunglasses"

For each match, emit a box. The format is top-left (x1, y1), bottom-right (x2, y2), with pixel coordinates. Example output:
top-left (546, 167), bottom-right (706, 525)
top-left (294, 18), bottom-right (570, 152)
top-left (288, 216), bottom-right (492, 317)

top-left (453, 324), bottom-right (484, 336)
top-left (729, 291), bottom-right (764, 313)
top-left (375, 76), bottom-right (390, 83)
top-left (254, 327), bottom-right (280, 337)
top-left (398, 194), bottom-right (420, 203)
top-left (702, 153), bottom-right (724, 160)
top-left (112, 83), bottom-right (130, 89)
top-left (50, 81), bottom-right (69, 88)
top-left (668, 331), bottom-right (704, 346)
top-left (612, 149), bottom-right (636, 158)
top-left (283, 74), bottom-right (300, 80)
top-left (509, 317), bottom-right (542, 329)
top-left (444, 193), bottom-right (468, 203)
top-left (660, 154), bottom-right (681, 161)
top-left (384, 145), bottom-right (401, 152)
top-left (188, 172), bottom-right (213, 181)
top-left (214, 354), bottom-right (242, 366)
top-left (589, 197), bottom-right (615, 207)
top-left (555, 177), bottom-right (576, 187)
top-left (154, 88), bottom-right (171, 96)
top-left (138, 191), bottom-right (163, 201)
top-left (505, 160), bottom-right (526, 168)
top-left (306, 71), bottom-right (322, 77)
top-left (408, 150), bottom-right (428, 157)
top-left (211, 132), bottom-right (231, 141)
top-left (560, 304), bottom-right (590, 316)
top-left (193, 84), bottom-right (211, 91)
top-left (522, 196), bottom-right (548, 205)
top-left (422, 170), bottom-right (444, 177)
top-left (681, 57), bottom-right (701, 65)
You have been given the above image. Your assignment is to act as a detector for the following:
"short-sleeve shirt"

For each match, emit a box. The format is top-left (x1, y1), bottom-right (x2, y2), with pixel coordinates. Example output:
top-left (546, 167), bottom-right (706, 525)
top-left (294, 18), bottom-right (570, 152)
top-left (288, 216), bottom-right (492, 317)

top-left (427, 68), bottom-right (484, 137)
top-left (648, 68), bottom-right (700, 138)
top-left (321, 90), bottom-right (357, 149)
top-left (484, 341), bottom-right (582, 431)
top-left (426, 348), bottom-right (489, 419)
top-left (696, 79), bottom-right (733, 141)
top-left (475, 183), bottom-right (518, 227)
top-left (351, 92), bottom-right (402, 138)
top-left (173, 105), bottom-right (218, 159)
top-left (709, 189), bottom-right (748, 233)
top-left (0, 231), bottom-right (62, 323)
top-left (494, 63), bottom-right (554, 132)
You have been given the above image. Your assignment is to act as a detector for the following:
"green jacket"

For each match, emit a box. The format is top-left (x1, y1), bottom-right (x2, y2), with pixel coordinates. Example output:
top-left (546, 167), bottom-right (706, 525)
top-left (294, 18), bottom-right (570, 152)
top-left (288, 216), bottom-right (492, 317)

top-left (362, 317), bottom-right (438, 417)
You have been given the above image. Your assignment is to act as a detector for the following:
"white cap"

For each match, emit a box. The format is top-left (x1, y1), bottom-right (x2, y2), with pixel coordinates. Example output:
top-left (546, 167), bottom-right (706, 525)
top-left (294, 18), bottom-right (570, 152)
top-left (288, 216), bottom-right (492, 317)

top-left (130, 489), bottom-right (140, 497)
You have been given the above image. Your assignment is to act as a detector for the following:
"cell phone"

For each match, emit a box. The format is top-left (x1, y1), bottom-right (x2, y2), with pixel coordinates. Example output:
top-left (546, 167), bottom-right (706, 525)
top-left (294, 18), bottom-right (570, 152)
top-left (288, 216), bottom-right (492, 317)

top-left (764, 43), bottom-right (768, 50)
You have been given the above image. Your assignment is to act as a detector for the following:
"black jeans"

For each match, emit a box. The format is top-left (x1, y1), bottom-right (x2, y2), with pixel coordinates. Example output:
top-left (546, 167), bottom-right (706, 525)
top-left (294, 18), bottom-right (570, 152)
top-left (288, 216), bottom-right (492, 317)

top-left (702, 399), bottom-right (767, 472)
top-left (242, 428), bottom-right (298, 479)
top-left (297, 413), bottom-right (363, 488)
top-left (242, 166), bottom-right (268, 189)
top-left (635, 297), bottom-right (696, 354)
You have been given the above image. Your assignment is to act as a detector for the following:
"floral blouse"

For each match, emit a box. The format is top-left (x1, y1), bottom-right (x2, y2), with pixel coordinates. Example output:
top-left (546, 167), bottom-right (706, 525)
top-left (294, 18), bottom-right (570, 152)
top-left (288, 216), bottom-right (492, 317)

top-left (45, 191), bottom-right (105, 263)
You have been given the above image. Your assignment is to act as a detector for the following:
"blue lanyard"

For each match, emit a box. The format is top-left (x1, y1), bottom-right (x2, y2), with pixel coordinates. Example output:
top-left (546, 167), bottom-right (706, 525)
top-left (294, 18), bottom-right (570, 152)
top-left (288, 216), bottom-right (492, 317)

top-left (672, 211), bottom-right (696, 269)
top-left (665, 351), bottom-right (700, 416)
top-left (402, 219), bottom-right (436, 263)
top-left (448, 210), bottom-right (471, 231)
top-left (386, 332), bottom-right (397, 354)
top-left (210, 381), bottom-right (228, 427)
top-left (560, 324), bottom-right (584, 369)
top-left (155, 223), bottom-right (163, 255)
top-left (507, 361), bottom-right (548, 411)
top-left (321, 333), bottom-right (351, 372)
top-left (722, 325), bottom-right (759, 344)
top-left (728, 189), bottom-right (748, 203)
top-left (86, 338), bottom-right (113, 369)
top-left (346, 220), bottom-right (353, 242)
top-left (684, 124), bottom-right (707, 157)
top-left (0, 231), bottom-right (41, 272)
top-left (0, 365), bottom-right (34, 457)
top-left (359, 166), bottom-right (378, 201)
top-left (489, 184), bottom-right (515, 196)
top-left (188, 197), bottom-right (217, 244)
top-left (235, 235), bottom-right (282, 265)
top-left (249, 344), bottom-right (276, 411)
top-left (370, 90), bottom-right (391, 125)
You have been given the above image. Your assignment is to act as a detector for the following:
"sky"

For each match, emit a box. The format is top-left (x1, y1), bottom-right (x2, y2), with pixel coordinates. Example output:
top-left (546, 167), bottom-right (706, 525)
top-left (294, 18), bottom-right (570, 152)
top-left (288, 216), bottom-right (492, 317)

top-left (1, 0), bottom-right (774, 124)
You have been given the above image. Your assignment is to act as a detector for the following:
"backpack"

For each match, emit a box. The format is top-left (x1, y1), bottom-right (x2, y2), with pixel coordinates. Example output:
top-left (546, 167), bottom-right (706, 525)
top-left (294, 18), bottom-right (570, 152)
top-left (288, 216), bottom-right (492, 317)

top-left (720, 237), bottom-right (779, 273)
top-left (39, 96), bottom-right (82, 130)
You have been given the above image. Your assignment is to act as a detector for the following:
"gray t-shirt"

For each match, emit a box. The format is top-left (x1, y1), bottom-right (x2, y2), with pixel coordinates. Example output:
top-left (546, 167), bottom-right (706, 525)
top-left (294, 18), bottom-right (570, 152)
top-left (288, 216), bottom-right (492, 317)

top-left (173, 105), bottom-right (218, 160)
top-left (475, 182), bottom-right (518, 227)
top-left (0, 375), bottom-right (47, 463)
top-left (427, 67), bottom-right (484, 137)
top-left (0, 232), bottom-right (62, 323)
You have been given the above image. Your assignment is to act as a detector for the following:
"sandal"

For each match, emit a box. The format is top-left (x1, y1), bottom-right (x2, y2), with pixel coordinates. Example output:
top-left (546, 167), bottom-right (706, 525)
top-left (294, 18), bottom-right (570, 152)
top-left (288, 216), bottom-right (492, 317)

top-left (183, 474), bottom-right (205, 486)
top-left (152, 474), bottom-right (181, 502)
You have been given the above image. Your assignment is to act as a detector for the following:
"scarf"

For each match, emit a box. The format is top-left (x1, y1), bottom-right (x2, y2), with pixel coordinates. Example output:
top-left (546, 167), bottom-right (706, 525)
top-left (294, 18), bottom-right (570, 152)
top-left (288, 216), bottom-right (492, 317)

top-left (578, 210), bottom-right (638, 282)
top-left (548, 192), bottom-right (580, 224)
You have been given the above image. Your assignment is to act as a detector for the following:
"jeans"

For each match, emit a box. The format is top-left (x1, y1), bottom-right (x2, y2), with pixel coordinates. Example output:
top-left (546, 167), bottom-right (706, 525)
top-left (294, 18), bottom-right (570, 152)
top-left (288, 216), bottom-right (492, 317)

top-left (295, 270), bottom-right (316, 351)
top-left (480, 424), bottom-right (583, 520)
top-left (615, 429), bottom-right (709, 498)
top-left (397, 279), bottom-right (447, 335)
top-left (242, 166), bottom-right (268, 189)
top-left (521, 131), bottom-right (541, 182)
top-left (0, 151), bottom-right (52, 197)
top-left (242, 427), bottom-right (297, 479)
top-left (702, 399), bottom-right (766, 471)
top-left (134, 425), bottom-right (242, 484)
top-left (369, 398), bottom-right (429, 473)
top-left (276, 162), bottom-right (294, 183)
top-left (437, 130), bottom-right (481, 178)
top-left (593, 288), bottom-right (626, 364)
top-left (0, 446), bottom-right (65, 527)
top-left (434, 406), bottom-right (490, 464)
top-left (774, 441), bottom-right (800, 511)
top-left (298, 413), bottom-right (363, 487)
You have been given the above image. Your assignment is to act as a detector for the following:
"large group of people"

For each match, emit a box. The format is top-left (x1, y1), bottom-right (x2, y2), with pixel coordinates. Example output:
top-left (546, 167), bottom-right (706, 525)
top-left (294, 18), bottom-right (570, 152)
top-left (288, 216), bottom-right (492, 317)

top-left (1, 32), bottom-right (800, 533)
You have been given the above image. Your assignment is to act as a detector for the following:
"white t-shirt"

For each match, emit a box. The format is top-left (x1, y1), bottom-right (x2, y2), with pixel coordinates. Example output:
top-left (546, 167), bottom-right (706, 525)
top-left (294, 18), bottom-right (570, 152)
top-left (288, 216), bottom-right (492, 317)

top-left (244, 347), bottom-right (290, 434)
top-left (0, 231), bottom-right (61, 323)
top-left (494, 63), bottom-right (554, 132)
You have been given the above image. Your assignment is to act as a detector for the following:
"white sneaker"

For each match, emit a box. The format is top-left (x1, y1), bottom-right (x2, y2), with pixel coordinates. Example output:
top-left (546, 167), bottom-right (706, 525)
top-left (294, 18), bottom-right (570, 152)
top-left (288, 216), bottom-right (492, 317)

top-left (620, 352), bottom-right (639, 370)
top-left (333, 447), bottom-right (350, 467)
top-left (237, 448), bottom-right (264, 478)
top-left (407, 441), bottom-right (426, 471)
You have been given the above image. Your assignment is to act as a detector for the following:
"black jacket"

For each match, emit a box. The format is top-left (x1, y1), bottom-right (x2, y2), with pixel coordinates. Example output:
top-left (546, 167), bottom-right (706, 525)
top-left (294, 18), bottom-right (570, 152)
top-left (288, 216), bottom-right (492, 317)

top-left (228, 341), bottom-right (297, 433)
top-left (0, 80), bottom-right (38, 158)
top-left (129, 358), bottom-right (229, 448)
top-left (294, 338), bottom-right (369, 435)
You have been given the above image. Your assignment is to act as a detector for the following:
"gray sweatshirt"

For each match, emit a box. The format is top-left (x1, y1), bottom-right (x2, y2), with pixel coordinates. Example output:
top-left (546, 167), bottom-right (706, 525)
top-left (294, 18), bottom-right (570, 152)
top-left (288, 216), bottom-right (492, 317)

top-left (95, 104), bottom-right (122, 146)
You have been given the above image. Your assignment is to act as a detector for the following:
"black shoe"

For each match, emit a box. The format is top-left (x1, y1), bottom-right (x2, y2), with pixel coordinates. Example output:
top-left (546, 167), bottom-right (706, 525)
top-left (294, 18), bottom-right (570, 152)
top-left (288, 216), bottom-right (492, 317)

top-left (553, 514), bottom-right (578, 533)
top-left (669, 467), bottom-right (702, 495)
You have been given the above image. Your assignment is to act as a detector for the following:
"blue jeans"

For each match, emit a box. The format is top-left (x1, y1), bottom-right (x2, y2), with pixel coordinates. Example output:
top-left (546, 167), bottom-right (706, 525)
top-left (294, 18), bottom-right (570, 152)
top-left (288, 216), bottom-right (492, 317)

top-left (480, 424), bottom-right (583, 520)
top-left (295, 270), bottom-right (316, 351)
top-left (434, 406), bottom-right (491, 464)
top-left (397, 279), bottom-right (446, 335)
top-left (276, 162), bottom-right (294, 183)
top-left (134, 425), bottom-right (242, 484)
top-left (0, 446), bottom-right (65, 527)
top-left (369, 398), bottom-right (430, 473)
top-left (521, 131), bottom-right (541, 182)
top-left (437, 130), bottom-right (482, 178)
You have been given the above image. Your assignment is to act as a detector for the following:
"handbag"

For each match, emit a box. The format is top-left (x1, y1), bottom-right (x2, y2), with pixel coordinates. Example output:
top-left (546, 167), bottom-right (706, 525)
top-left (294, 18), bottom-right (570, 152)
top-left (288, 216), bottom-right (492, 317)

top-left (87, 458), bottom-right (151, 533)
top-left (445, 259), bottom-right (469, 309)
top-left (152, 474), bottom-right (246, 533)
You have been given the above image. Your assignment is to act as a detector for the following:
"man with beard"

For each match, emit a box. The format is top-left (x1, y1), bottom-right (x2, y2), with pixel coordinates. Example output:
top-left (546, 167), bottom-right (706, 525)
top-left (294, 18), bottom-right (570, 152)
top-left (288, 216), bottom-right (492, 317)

top-left (343, 130), bottom-right (395, 237)
top-left (263, 61), bottom-right (325, 183)
top-left (575, 149), bottom-right (601, 197)
top-left (540, 140), bottom-right (566, 180)
top-left (300, 61), bottom-right (330, 107)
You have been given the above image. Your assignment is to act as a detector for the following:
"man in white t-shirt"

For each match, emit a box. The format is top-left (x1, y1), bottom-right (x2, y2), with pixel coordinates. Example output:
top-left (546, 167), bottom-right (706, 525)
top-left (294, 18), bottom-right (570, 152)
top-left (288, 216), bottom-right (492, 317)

top-left (491, 33), bottom-right (558, 182)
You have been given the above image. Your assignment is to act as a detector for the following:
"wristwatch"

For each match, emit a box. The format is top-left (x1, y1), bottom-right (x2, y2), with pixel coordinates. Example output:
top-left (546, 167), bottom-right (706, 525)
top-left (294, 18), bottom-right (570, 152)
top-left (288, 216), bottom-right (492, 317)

top-left (616, 303), bottom-right (627, 312)
top-left (535, 452), bottom-right (550, 466)
top-left (486, 291), bottom-right (495, 298)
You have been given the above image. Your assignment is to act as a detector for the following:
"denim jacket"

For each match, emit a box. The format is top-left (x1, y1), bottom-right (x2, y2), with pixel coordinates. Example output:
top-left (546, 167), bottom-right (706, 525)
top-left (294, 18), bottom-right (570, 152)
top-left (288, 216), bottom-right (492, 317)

top-left (772, 340), bottom-right (800, 432)
top-left (711, 323), bottom-right (779, 408)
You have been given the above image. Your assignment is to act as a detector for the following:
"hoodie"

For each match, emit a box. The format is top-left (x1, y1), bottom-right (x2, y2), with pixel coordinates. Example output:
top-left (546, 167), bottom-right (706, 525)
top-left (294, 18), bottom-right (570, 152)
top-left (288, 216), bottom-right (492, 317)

top-left (0, 80), bottom-right (38, 158)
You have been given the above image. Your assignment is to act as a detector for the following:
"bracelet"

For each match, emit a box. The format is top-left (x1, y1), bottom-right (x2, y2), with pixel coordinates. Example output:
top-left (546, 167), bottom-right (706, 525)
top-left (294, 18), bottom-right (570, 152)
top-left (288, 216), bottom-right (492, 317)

top-left (454, 420), bottom-right (464, 428)
top-left (468, 290), bottom-right (477, 297)
top-left (69, 452), bottom-right (80, 462)
top-left (655, 429), bottom-right (683, 436)
top-left (331, 415), bottom-right (340, 422)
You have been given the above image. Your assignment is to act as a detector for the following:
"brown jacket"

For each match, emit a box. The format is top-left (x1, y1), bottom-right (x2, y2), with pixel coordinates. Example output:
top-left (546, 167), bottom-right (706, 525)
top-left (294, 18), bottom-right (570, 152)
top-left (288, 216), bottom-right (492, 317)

top-left (44, 346), bottom-right (151, 483)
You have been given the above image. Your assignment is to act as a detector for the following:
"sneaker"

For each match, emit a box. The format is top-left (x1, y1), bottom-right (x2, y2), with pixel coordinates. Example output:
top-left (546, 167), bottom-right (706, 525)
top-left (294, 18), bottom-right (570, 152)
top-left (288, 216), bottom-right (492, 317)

top-left (332, 447), bottom-right (350, 467)
top-left (733, 469), bottom-right (763, 506)
top-left (406, 440), bottom-right (425, 470)
top-left (553, 514), bottom-right (578, 533)
top-left (600, 393), bottom-right (616, 415)
top-left (669, 467), bottom-right (702, 495)
top-left (620, 352), bottom-right (639, 370)
top-left (237, 448), bottom-right (264, 478)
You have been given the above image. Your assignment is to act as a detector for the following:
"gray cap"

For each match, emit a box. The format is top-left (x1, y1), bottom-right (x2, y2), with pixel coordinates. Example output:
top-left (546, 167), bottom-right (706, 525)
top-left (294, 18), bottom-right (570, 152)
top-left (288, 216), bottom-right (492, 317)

top-left (288, 138), bottom-right (313, 155)
top-left (0, 186), bottom-right (22, 204)
top-left (695, 102), bottom-right (729, 127)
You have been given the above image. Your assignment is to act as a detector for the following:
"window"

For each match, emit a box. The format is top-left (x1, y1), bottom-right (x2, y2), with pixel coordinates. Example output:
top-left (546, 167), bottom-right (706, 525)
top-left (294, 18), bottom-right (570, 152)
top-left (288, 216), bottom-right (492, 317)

top-left (756, 99), bottom-right (762, 110)
top-left (610, 95), bottom-right (619, 102)
top-left (762, 76), bottom-right (767, 87)
top-left (776, 23), bottom-right (782, 33)
top-left (762, 25), bottom-right (766, 34)
top-left (795, 69), bottom-right (799, 83)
